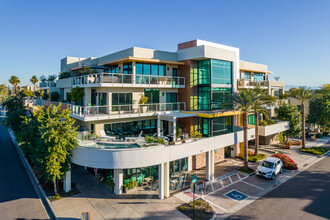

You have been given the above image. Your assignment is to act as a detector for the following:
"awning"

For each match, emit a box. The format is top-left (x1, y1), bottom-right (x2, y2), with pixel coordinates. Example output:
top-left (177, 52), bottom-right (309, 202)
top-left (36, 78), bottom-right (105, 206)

top-left (159, 112), bottom-right (197, 121)
top-left (181, 110), bottom-right (241, 118)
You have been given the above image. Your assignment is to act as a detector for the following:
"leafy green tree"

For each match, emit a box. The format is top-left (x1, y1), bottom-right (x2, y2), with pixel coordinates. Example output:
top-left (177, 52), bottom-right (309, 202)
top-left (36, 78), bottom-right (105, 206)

top-left (47, 74), bottom-right (57, 83)
top-left (9, 75), bottom-right (20, 94)
top-left (42, 90), bottom-right (49, 100)
top-left (30, 75), bottom-right (39, 92)
top-left (0, 84), bottom-right (9, 102)
top-left (40, 75), bottom-right (47, 83)
top-left (35, 90), bottom-right (43, 99)
top-left (69, 87), bottom-right (84, 105)
top-left (50, 91), bottom-right (60, 101)
top-left (288, 86), bottom-right (313, 148)
top-left (3, 92), bottom-right (26, 132)
top-left (232, 89), bottom-right (255, 171)
top-left (37, 104), bottom-right (78, 195)
top-left (308, 84), bottom-right (330, 131)
top-left (251, 87), bottom-right (276, 155)
top-left (275, 102), bottom-right (302, 142)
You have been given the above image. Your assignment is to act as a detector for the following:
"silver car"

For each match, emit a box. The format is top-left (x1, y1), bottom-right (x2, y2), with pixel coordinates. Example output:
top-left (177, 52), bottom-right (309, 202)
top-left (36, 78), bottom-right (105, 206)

top-left (256, 157), bottom-right (283, 179)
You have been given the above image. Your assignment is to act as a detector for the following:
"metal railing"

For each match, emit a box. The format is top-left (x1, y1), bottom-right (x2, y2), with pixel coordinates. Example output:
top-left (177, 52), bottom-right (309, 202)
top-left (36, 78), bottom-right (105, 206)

top-left (70, 102), bottom-right (186, 118)
top-left (237, 79), bottom-right (268, 87)
top-left (72, 73), bottom-right (185, 87)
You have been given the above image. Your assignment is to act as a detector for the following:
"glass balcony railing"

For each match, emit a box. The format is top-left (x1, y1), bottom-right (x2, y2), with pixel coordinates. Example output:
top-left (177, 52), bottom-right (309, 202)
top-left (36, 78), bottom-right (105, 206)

top-left (72, 73), bottom-right (185, 87)
top-left (69, 102), bottom-right (186, 118)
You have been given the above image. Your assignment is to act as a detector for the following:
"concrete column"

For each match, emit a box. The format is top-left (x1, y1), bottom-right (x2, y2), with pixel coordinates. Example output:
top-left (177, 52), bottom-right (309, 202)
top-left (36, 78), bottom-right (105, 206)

top-left (157, 114), bottom-right (161, 137)
top-left (158, 162), bottom-right (170, 199)
top-left (132, 61), bottom-right (136, 84)
top-left (173, 117), bottom-right (177, 141)
top-left (114, 169), bottom-right (123, 195)
top-left (63, 170), bottom-right (71, 193)
top-left (206, 150), bottom-right (215, 181)
top-left (187, 156), bottom-right (193, 171)
top-left (84, 87), bottom-right (91, 106)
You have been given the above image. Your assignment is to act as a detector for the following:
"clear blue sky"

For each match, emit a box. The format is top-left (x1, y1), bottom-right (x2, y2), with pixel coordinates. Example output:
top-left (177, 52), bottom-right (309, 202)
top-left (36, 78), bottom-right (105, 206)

top-left (0, 0), bottom-right (329, 87)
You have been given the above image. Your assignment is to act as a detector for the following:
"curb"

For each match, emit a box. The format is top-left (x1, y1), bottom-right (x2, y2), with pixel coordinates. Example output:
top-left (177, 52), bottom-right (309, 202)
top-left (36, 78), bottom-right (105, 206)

top-left (8, 128), bottom-right (57, 220)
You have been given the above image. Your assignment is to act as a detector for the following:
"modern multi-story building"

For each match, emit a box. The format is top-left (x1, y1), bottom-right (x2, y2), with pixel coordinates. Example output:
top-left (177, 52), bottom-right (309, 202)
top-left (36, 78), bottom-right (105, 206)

top-left (38, 39), bottom-right (289, 199)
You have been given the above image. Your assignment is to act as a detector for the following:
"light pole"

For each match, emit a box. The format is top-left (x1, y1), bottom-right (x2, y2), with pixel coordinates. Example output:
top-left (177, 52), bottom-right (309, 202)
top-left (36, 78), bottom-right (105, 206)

top-left (191, 174), bottom-right (198, 220)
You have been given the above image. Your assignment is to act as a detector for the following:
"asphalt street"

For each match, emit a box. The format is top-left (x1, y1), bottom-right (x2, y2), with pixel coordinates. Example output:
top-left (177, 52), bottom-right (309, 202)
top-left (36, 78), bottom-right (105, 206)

top-left (227, 155), bottom-right (330, 220)
top-left (0, 122), bottom-right (49, 219)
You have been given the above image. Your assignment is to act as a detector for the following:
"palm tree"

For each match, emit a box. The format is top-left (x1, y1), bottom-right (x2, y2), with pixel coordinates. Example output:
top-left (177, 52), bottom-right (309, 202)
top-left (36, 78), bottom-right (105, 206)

top-left (9, 75), bottom-right (20, 94)
top-left (30, 75), bottom-right (39, 92)
top-left (232, 89), bottom-right (255, 171)
top-left (289, 86), bottom-right (313, 149)
top-left (251, 87), bottom-right (276, 155)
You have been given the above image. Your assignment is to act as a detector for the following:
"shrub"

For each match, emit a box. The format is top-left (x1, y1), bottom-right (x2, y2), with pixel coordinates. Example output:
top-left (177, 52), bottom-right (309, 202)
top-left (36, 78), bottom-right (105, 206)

top-left (189, 199), bottom-right (205, 207)
top-left (259, 120), bottom-right (267, 126)
top-left (316, 133), bottom-right (323, 138)
top-left (273, 153), bottom-right (298, 170)
top-left (322, 132), bottom-right (328, 136)
top-left (238, 166), bottom-right (254, 174)
top-left (300, 147), bottom-right (329, 155)
top-left (239, 151), bottom-right (266, 162)
top-left (179, 206), bottom-right (188, 211)
top-left (190, 130), bottom-right (202, 139)
top-left (268, 119), bottom-right (276, 125)
top-left (50, 194), bottom-right (60, 202)
top-left (50, 91), bottom-right (60, 101)
top-left (144, 136), bottom-right (165, 145)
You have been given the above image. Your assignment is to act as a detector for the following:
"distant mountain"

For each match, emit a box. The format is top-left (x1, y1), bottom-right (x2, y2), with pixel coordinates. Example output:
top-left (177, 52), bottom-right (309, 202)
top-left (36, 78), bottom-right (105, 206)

top-left (285, 84), bottom-right (319, 91)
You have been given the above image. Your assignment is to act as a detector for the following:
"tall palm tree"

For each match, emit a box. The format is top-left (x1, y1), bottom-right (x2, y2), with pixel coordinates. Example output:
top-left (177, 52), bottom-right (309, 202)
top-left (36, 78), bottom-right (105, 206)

top-left (289, 86), bottom-right (313, 149)
top-left (232, 89), bottom-right (256, 171)
top-left (9, 75), bottom-right (20, 94)
top-left (30, 75), bottom-right (39, 92)
top-left (251, 87), bottom-right (276, 155)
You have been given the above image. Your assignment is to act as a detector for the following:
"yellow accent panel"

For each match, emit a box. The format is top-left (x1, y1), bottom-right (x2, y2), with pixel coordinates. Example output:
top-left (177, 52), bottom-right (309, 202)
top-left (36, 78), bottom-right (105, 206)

top-left (197, 111), bottom-right (241, 118)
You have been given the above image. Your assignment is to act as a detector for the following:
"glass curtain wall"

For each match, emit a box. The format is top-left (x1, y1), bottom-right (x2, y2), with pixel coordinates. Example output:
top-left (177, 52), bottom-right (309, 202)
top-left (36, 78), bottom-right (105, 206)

top-left (213, 116), bottom-right (233, 136)
top-left (104, 119), bottom-right (157, 136)
top-left (248, 114), bottom-right (255, 125)
top-left (123, 165), bottom-right (158, 186)
top-left (244, 72), bottom-right (251, 80)
top-left (197, 59), bottom-right (233, 111)
top-left (144, 89), bottom-right (160, 111)
top-left (199, 116), bottom-right (233, 137)
top-left (112, 93), bottom-right (132, 111)
top-left (211, 59), bottom-right (232, 84)
top-left (136, 62), bottom-right (166, 84)
top-left (166, 92), bottom-right (178, 110)
top-left (212, 88), bottom-right (232, 110)
top-left (254, 73), bottom-right (265, 82)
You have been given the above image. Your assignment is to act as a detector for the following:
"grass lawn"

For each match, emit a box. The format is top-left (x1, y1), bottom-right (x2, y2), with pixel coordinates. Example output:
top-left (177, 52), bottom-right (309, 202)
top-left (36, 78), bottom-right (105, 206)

top-left (300, 147), bottom-right (329, 155)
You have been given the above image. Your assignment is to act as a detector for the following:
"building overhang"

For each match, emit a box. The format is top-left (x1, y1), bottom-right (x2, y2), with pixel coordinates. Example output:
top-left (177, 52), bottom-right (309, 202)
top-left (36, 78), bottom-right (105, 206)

top-left (70, 57), bottom-right (185, 71)
top-left (240, 68), bottom-right (273, 74)
top-left (181, 110), bottom-right (241, 118)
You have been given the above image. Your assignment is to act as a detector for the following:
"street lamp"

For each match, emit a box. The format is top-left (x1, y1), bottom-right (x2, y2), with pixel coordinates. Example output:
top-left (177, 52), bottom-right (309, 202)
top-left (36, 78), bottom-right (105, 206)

top-left (191, 174), bottom-right (198, 220)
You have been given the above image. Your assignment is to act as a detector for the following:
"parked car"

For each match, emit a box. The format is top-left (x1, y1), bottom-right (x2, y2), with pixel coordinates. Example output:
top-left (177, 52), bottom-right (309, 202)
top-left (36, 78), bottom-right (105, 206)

top-left (256, 157), bottom-right (283, 179)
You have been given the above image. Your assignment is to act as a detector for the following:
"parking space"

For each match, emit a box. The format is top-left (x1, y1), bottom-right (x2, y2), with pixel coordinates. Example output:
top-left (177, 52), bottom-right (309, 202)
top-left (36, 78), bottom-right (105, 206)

top-left (199, 171), bottom-right (292, 213)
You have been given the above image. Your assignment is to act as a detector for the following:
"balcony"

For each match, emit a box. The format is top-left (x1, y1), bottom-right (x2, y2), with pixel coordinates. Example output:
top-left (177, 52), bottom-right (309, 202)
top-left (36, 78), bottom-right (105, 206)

top-left (71, 73), bottom-right (185, 88)
top-left (71, 126), bottom-right (255, 169)
top-left (258, 121), bottom-right (290, 136)
top-left (237, 79), bottom-right (268, 89)
top-left (70, 102), bottom-right (186, 121)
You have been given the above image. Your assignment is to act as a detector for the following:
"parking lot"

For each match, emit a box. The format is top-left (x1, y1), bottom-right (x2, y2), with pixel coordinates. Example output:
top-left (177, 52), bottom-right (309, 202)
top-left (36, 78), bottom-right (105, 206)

top-left (198, 170), bottom-right (296, 214)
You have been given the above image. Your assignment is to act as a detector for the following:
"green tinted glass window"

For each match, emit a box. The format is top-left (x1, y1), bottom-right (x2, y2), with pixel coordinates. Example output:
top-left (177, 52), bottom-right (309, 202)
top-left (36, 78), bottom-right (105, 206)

top-left (212, 87), bottom-right (232, 110)
top-left (211, 59), bottom-right (232, 84)
top-left (198, 86), bottom-right (211, 110)
top-left (198, 59), bottom-right (211, 85)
